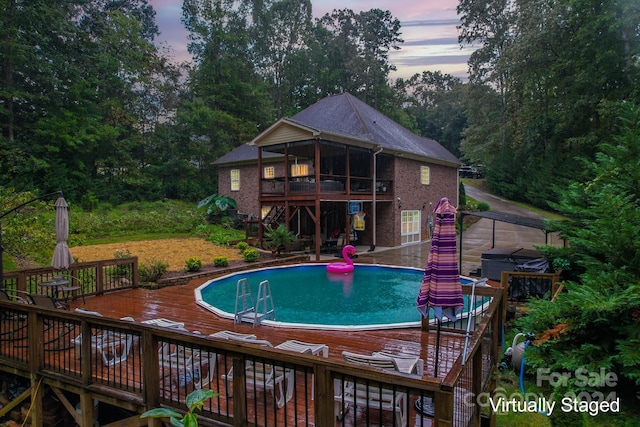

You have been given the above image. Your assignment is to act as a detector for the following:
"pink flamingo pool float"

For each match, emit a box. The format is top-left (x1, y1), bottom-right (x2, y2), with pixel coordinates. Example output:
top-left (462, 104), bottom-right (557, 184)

top-left (326, 245), bottom-right (356, 273)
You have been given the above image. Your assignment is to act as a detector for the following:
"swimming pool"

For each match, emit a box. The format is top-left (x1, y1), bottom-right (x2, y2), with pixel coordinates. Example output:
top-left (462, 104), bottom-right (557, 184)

top-left (195, 263), bottom-right (481, 331)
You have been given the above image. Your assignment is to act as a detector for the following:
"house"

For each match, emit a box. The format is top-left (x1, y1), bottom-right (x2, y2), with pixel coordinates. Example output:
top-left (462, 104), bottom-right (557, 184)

top-left (213, 93), bottom-right (461, 259)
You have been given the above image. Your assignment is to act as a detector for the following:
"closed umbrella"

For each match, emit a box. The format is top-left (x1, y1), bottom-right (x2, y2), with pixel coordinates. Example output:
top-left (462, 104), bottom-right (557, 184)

top-left (51, 197), bottom-right (74, 270)
top-left (416, 197), bottom-right (463, 377)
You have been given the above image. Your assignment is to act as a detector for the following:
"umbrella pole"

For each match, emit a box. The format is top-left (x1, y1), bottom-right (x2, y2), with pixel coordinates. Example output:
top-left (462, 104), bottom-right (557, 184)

top-left (461, 279), bottom-right (478, 365)
top-left (434, 317), bottom-right (441, 378)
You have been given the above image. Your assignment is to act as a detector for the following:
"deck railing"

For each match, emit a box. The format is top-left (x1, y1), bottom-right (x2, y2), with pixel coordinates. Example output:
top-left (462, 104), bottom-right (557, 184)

top-left (0, 283), bottom-right (503, 427)
top-left (1, 257), bottom-right (138, 298)
top-left (500, 270), bottom-right (561, 302)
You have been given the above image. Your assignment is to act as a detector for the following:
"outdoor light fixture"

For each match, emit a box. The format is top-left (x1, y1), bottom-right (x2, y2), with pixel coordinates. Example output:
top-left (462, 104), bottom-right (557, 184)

top-left (397, 197), bottom-right (402, 209)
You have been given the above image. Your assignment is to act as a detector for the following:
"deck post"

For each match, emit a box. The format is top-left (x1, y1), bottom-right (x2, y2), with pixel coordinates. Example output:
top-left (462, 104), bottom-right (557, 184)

top-left (142, 329), bottom-right (160, 417)
top-left (472, 344), bottom-right (483, 426)
top-left (313, 364), bottom-right (334, 426)
top-left (232, 357), bottom-right (248, 426)
top-left (96, 261), bottom-right (105, 295)
top-left (434, 388), bottom-right (454, 427)
top-left (421, 315), bottom-right (430, 332)
top-left (79, 392), bottom-right (95, 427)
top-left (27, 311), bottom-right (43, 427)
top-left (28, 374), bottom-right (44, 427)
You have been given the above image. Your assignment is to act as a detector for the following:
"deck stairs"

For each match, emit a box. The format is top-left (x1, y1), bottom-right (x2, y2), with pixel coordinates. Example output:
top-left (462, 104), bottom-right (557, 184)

top-left (263, 205), bottom-right (285, 230)
top-left (234, 279), bottom-right (276, 326)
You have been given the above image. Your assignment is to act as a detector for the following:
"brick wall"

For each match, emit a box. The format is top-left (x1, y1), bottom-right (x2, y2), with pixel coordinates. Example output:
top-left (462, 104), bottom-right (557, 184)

top-left (388, 158), bottom-right (459, 247)
top-left (218, 156), bottom-right (458, 248)
top-left (217, 164), bottom-right (260, 217)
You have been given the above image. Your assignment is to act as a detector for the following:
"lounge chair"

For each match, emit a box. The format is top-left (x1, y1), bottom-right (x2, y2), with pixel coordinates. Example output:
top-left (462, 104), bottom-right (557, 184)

top-left (336, 350), bottom-right (415, 426)
top-left (209, 330), bottom-right (257, 341)
top-left (159, 333), bottom-right (216, 391)
top-left (275, 339), bottom-right (329, 398)
top-left (72, 308), bottom-right (135, 366)
top-left (218, 335), bottom-right (293, 408)
top-left (371, 350), bottom-right (424, 375)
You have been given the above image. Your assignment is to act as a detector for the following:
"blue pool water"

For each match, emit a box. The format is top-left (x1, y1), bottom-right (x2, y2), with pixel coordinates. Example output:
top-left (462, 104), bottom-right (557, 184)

top-left (195, 264), bottom-right (477, 331)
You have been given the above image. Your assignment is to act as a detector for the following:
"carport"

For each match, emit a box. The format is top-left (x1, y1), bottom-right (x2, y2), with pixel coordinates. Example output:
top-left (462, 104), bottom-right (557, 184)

top-left (457, 210), bottom-right (559, 273)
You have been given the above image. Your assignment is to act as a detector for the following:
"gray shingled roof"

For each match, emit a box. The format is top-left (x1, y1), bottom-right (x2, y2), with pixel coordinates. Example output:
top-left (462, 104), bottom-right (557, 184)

top-left (288, 92), bottom-right (460, 165)
top-left (213, 143), bottom-right (281, 165)
top-left (216, 92), bottom-right (460, 166)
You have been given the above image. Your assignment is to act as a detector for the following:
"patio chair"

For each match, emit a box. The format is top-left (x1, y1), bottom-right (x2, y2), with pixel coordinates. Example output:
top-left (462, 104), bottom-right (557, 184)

top-left (28, 293), bottom-right (76, 350)
top-left (219, 336), bottom-right (293, 408)
top-left (72, 308), bottom-right (135, 366)
top-left (335, 351), bottom-right (411, 426)
top-left (0, 290), bottom-right (30, 342)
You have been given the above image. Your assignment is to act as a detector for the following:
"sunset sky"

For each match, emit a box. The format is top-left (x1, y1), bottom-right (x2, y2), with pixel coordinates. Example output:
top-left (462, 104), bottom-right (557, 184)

top-left (149, 0), bottom-right (473, 80)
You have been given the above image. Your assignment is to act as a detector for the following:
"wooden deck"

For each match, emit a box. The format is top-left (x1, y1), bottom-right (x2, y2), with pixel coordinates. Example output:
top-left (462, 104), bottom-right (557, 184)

top-left (67, 275), bottom-right (468, 381)
top-left (1, 259), bottom-right (506, 426)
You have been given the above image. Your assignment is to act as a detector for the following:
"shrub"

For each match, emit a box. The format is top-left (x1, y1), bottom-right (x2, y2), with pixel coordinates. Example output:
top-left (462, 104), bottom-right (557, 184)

top-left (114, 248), bottom-right (131, 259)
top-left (139, 260), bottom-right (169, 282)
top-left (110, 248), bottom-right (133, 277)
top-left (214, 256), bottom-right (229, 267)
top-left (207, 228), bottom-right (245, 245)
top-left (236, 241), bottom-right (249, 253)
top-left (194, 224), bottom-right (209, 238)
top-left (242, 248), bottom-right (260, 262)
top-left (477, 201), bottom-right (490, 211)
top-left (185, 256), bottom-right (202, 272)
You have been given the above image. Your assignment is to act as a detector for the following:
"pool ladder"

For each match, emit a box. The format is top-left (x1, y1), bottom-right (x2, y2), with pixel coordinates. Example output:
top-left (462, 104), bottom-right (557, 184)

top-left (234, 278), bottom-right (276, 327)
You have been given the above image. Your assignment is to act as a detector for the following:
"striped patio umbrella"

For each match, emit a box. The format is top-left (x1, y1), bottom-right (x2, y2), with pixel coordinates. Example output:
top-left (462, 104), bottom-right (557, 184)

top-left (416, 197), bottom-right (463, 377)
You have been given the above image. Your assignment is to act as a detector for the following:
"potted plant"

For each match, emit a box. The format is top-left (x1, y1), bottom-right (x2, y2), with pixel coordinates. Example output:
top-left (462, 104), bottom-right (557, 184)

top-left (264, 224), bottom-right (296, 255)
top-left (141, 389), bottom-right (217, 426)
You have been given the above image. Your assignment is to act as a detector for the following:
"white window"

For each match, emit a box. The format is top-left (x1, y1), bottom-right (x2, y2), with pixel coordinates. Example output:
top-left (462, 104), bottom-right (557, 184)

top-left (230, 169), bottom-right (240, 191)
top-left (264, 166), bottom-right (274, 179)
top-left (401, 210), bottom-right (421, 244)
top-left (291, 163), bottom-right (308, 177)
top-left (421, 166), bottom-right (430, 185)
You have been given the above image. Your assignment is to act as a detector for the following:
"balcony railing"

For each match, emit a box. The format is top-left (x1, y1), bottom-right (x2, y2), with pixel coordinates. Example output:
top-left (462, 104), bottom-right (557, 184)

top-left (261, 175), bottom-right (393, 197)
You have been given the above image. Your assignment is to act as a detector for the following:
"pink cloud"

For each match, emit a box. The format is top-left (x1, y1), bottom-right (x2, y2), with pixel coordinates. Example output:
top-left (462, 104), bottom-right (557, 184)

top-left (148, 0), bottom-right (470, 78)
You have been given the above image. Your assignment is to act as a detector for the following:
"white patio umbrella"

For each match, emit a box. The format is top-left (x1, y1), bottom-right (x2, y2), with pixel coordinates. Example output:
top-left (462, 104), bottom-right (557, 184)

top-left (51, 197), bottom-right (74, 270)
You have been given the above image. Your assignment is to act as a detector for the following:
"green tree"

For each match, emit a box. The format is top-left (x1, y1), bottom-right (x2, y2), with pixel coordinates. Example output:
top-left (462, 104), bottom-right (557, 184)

top-left (395, 71), bottom-right (467, 157)
top-left (0, 0), bottom-right (176, 204)
top-left (458, 0), bottom-right (640, 208)
top-left (249, 0), bottom-right (313, 118)
top-left (181, 0), bottom-right (273, 160)
top-left (516, 102), bottom-right (640, 388)
top-left (315, 8), bottom-right (402, 110)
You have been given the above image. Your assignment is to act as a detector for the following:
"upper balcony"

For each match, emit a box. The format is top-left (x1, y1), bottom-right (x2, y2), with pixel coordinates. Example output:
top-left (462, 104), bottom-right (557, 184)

top-left (258, 140), bottom-right (395, 201)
